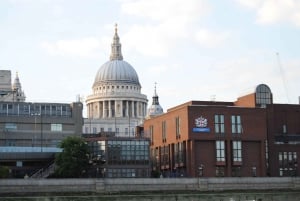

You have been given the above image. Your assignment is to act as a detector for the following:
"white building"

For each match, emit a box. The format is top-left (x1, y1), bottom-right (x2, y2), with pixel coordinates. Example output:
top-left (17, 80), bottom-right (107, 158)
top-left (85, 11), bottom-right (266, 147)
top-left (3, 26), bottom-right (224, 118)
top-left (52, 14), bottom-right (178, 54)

top-left (83, 25), bottom-right (148, 137)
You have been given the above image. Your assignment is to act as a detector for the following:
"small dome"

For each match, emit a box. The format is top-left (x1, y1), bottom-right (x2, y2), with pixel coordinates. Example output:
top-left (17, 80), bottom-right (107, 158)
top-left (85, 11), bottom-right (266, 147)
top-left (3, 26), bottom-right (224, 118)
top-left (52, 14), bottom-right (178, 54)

top-left (147, 83), bottom-right (164, 118)
top-left (93, 60), bottom-right (140, 87)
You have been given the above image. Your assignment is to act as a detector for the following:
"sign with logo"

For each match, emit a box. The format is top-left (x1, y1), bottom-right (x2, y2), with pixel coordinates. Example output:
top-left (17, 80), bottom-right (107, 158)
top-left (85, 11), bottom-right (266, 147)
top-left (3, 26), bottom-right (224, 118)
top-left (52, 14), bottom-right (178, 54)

top-left (193, 116), bottom-right (210, 133)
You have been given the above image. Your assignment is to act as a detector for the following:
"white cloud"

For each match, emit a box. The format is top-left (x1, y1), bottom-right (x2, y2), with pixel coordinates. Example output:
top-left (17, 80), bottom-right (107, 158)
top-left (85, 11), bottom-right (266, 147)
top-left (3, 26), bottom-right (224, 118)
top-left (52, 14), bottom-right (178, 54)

top-left (236, 0), bottom-right (300, 26)
top-left (120, 0), bottom-right (211, 57)
top-left (194, 29), bottom-right (231, 48)
top-left (40, 37), bottom-right (108, 58)
top-left (121, 0), bottom-right (210, 22)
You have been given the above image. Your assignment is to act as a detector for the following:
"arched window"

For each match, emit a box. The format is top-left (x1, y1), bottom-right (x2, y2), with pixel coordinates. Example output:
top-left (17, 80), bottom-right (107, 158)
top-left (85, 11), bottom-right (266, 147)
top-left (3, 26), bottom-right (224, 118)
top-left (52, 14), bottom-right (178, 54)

top-left (255, 84), bottom-right (272, 107)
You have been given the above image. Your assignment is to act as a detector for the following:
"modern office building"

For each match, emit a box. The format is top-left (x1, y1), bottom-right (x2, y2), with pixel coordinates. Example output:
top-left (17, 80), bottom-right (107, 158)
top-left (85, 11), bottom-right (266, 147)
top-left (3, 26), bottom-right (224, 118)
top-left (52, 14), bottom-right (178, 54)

top-left (144, 84), bottom-right (300, 177)
top-left (83, 25), bottom-right (148, 137)
top-left (84, 133), bottom-right (151, 178)
top-left (0, 101), bottom-right (83, 177)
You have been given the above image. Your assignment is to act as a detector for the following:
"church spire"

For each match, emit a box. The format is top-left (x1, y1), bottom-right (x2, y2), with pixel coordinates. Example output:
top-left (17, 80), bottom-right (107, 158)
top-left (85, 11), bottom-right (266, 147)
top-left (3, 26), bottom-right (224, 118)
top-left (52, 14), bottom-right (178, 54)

top-left (110, 23), bottom-right (123, 61)
top-left (152, 82), bottom-right (159, 105)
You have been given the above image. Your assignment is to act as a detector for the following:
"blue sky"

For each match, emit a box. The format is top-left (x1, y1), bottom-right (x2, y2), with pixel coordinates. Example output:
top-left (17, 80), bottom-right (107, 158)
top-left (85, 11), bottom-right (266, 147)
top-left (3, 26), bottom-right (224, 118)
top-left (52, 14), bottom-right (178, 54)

top-left (1, 0), bottom-right (300, 116)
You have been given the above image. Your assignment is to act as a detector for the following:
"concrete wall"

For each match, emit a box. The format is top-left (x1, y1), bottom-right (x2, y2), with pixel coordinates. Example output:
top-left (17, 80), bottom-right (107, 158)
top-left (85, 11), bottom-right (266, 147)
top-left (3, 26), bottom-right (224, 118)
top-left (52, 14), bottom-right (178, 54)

top-left (0, 177), bottom-right (299, 194)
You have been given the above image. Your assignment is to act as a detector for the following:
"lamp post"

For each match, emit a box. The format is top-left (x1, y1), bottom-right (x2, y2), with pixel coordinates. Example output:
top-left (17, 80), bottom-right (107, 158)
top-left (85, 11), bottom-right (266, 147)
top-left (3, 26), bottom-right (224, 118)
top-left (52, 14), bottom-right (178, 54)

top-left (252, 166), bottom-right (257, 177)
top-left (294, 162), bottom-right (298, 177)
top-left (198, 164), bottom-right (204, 177)
top-left (31, 112), bottom-right (42, 151)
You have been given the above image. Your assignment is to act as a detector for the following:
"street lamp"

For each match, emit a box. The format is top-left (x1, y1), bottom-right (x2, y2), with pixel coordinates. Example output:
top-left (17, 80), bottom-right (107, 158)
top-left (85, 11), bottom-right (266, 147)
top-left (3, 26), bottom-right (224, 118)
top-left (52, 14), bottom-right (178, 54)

top-left (31, 112), bottom-right (43, 152)
top-left (294, 162), bottom-right (298, 177)
top-left (198, 164), bottom-right (204, 177)
top-left (252, 166), bottom-right (257, 177)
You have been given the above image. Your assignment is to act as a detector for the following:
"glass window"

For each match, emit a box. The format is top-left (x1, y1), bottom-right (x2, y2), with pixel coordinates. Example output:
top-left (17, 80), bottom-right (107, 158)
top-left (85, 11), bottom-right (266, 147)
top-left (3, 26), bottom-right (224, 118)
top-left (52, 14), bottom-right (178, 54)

top-left (216, 141), bottom-right (225, 162)
top-left (255, 84), bottom-right (272, 107)
top-left (231, 115), bottom-right (242, 134)
top-left (175, 116), bottom-right (181, 138)
top-left (149, 125), bottom-right (154, 144)
top-left (278, 152), bottom-right (297, 176)
top-left (216, 167), bottom-right (225, 177)
top-left (214, 115), bottom-right (225, 134)
top-left (5, 123), bottom-right (17, 131)
top-left (51, 124), bottom-right (62, 132)
top-left (162, 121), bottom-right (166, 141)
top-left (232, 141), bottom-right (242, 162)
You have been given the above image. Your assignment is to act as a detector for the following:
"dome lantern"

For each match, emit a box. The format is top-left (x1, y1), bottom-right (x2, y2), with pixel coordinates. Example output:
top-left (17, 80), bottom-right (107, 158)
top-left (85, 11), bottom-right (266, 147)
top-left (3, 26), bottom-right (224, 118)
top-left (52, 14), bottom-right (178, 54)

top-left (110, 23), bottom-right (123, 61)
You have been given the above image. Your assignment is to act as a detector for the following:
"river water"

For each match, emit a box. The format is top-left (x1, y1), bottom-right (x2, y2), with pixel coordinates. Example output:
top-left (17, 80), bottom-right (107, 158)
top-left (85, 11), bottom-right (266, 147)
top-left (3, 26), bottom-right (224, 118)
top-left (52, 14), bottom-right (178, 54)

top-left (1, 192), bottom-right (300, 201)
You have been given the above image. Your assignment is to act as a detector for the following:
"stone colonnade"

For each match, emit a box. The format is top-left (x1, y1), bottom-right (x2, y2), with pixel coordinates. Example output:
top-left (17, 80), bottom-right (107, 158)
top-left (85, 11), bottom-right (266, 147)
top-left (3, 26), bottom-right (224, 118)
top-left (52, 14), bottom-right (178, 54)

top-left (88, 100), bottom-right (147, 119)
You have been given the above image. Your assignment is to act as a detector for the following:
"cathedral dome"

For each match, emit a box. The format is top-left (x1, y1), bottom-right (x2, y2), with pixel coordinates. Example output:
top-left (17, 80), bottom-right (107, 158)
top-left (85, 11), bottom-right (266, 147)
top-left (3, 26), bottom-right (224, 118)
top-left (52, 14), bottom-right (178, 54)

top-left (94, 60), bottom-right (140, 86)
top-left (93, 24), bottom-right (140, 88)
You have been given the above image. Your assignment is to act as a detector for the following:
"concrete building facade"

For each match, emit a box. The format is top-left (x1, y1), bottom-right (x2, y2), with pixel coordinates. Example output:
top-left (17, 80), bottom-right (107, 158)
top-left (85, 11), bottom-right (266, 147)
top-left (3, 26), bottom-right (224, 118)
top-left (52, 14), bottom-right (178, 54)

top-left (0, 101), bottom-right (83, 177)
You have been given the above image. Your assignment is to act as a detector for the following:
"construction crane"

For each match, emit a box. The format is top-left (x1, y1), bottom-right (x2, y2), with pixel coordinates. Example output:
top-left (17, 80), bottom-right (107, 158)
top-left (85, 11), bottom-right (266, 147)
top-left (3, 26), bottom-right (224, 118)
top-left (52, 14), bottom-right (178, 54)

top-left (276, 52), bottom-right (290, 103)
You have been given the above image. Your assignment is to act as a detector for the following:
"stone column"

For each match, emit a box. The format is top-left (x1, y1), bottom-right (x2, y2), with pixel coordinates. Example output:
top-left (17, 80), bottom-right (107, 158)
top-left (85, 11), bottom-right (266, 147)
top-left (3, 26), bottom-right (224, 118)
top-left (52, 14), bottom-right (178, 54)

top-left (126, 101), bottom-right (129, 117)
top-left (131, 101), bottom-right (135, 117)
top-left (115, 101), bottom-right (118, 117)
top-left (137, 102), bottom-right (140, 117)
top-left (108, 100), bottom-right (112, 118)
top-left (98, 101), bottom-right (101, 118)
top-left (102, 101), bottom-right (105, 118)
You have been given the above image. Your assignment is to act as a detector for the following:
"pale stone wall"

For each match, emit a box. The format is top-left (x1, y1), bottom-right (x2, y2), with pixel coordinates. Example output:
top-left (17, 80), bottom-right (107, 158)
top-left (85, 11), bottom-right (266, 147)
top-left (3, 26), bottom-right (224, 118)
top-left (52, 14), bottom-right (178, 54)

top-left (0, 177), bottom-right (299, 194)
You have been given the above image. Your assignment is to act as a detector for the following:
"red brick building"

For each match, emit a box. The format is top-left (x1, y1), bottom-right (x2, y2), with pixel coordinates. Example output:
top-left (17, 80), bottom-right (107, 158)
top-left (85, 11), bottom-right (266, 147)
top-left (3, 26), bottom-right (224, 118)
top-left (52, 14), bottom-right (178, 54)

top-left (266, 104), bottom-right (300, 176)
top-left (144, 84), bottom-right (300, 177)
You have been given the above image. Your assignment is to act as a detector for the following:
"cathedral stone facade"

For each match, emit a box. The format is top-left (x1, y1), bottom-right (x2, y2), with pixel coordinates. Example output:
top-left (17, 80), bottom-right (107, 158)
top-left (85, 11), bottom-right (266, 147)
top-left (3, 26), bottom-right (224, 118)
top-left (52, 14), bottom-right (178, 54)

top-left (83, 25), bottom-right (148, 137)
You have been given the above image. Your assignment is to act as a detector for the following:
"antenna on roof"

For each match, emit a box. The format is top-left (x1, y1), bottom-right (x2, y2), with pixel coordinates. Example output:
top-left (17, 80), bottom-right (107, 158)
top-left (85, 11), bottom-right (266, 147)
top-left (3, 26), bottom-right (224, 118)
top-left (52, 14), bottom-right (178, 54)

top-left (276, 52), bottom-right (290, 103)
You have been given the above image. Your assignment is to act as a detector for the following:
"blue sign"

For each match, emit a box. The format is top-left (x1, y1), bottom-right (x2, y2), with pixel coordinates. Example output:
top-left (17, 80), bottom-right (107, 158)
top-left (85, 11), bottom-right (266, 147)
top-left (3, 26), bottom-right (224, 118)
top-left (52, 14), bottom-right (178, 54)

top-left (193, 127), bottom-right (210, 133)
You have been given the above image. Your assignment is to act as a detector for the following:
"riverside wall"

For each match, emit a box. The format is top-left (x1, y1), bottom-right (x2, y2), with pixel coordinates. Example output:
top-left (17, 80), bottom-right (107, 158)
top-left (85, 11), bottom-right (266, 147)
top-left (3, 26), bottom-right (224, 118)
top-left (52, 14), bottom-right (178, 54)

top-left (0, 177), bottom-right (299, 194)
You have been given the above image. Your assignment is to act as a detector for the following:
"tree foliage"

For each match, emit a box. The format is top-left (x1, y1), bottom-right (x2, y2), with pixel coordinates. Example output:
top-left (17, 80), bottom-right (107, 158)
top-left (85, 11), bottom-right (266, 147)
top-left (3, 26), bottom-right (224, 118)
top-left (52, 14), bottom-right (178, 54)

top-left (0, 166), bottom-right (9, 178)
top-left (54, 136), bottom-right (89, 178)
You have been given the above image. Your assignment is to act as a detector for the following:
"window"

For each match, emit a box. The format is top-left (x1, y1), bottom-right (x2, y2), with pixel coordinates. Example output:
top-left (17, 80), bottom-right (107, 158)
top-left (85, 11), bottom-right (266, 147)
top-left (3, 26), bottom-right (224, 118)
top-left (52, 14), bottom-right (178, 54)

top-left (106, 140), bottom-right (150, 168)
top-left (162, 121), bottom-right (166, 142)
top-left (216, 140), bottom-right (225, 162)
top-left (279, 152), bottom-right (297, 176)
top-left (5, 123), bottom-right (17, 131)
top-left (175, 116), bottom-right (181, 139)
top-left (231, 115), bottom-right (242, 134)
top-left (232, 167), bottom-right (241, 177)
top-left (214, 115), bottom-right (225, 134)
top-left (149, 125), bottom-right (154, 144)
top-left (255, 84), bottom-right (272, 107)
top-left (51, 124), bottom-right (62, 132)
top-left (160, 146), bottom-right (169, 167)
top-left (92, 127), bottom-right (97, 134)
top-left (174, 142), bottom-right (185, 165)
top-left (216, 167), bottom-right (225, 177)
top-left (232, 141), bottom-right (242, 163)
top-left (125, 128), bottom-right (128, 135)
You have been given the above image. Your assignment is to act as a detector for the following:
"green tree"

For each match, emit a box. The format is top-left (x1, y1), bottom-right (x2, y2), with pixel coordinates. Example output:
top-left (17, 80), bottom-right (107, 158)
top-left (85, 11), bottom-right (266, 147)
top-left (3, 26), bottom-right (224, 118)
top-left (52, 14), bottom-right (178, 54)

top-left (54, 136), bottom-right (89, 178)
top-left (0, 166), bottom-right (9, 178)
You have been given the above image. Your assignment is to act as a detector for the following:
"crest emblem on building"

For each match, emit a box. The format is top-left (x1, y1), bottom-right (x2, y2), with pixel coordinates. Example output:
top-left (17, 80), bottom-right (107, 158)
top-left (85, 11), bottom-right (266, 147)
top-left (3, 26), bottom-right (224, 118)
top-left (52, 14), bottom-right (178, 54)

top-left (195, 116), bottom-right (207, 128)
